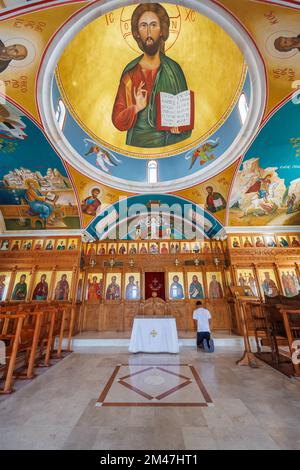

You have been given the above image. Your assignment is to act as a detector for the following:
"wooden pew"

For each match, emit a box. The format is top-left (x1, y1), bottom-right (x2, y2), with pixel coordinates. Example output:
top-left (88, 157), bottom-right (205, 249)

top-left (16, 303), bottom-right (59, 368)
top-left (0, 304), bottom-right (56, 375)
top-left (16, 310), bottom-right (43, 379)
top-left (52, 303), bottom-right (74, 358)
top-left (0, 305), bottom-right (44, 380)
top-left (0, 313), bottom-right (25, 393)
top-left (279, 308), bottom-right (300, 377)
top-left (35, 306), bottom-right (57, 367)
top-left (0, 300), bottom-right (77, 394)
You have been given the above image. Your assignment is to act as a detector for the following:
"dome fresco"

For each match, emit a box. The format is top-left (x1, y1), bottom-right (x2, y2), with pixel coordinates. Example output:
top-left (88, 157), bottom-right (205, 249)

top-left (0, 0), bottom-right (299, 238)
top-left (51, 72), bottom-right (251, 186)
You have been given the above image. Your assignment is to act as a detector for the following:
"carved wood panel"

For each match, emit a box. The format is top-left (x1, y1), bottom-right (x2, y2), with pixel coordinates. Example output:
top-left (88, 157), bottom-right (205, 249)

top-left (123, 302), bottom-right (140, 331)
top-left (83, 304), bottom-right (100, 331)
top-left (168, 301), bottom-right (189, 330)
top-left (207, 299), bottom-right (232, 331)
top-left (102, 302), bottom-right (123, 331)
top-left (81, 299), bottom-right (233, 332)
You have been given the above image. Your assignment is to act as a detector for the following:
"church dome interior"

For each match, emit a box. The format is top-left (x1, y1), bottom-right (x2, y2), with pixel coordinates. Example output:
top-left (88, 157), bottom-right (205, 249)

top-left (0, 0), bottom-right (298, 235)
top-left (0, 0), bottom-right (300, 452)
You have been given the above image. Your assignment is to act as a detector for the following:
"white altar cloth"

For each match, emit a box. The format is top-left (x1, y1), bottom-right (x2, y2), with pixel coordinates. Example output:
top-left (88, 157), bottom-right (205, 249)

top-left (129, 316), bottom-right (179, 353)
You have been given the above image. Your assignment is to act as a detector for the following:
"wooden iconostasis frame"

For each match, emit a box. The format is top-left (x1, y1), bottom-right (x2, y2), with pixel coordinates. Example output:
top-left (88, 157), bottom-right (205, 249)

top-left (1, 234), bottom-right (300, 334)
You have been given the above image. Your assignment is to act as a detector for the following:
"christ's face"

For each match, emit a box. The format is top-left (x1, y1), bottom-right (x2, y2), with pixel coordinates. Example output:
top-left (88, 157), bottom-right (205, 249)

top-left (138, 11), bottom-right (162, 56)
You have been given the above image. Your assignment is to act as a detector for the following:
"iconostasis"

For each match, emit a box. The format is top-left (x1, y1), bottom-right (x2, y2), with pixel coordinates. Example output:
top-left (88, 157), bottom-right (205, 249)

top-left (77, 269), bottom-right (227, 304)
top-left (1, 269), bottom-right (75, 302)
top-left (0, 235), bottom-right (81, 302)
top-left (228, 232), bottom-right (300, 300)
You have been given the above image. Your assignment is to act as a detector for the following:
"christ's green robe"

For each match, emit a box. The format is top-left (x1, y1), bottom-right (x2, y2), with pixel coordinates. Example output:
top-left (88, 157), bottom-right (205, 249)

top-left (122, 53), bottom-right (192, 148)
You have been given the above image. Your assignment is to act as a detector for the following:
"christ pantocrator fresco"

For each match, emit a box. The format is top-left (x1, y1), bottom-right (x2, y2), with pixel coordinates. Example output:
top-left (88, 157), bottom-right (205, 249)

top-left (112, 3), bottom-right (193, 149)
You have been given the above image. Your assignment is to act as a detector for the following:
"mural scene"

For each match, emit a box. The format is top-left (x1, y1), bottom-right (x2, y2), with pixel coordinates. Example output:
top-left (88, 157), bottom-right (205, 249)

top-left (0, 101), bottom-right (80, 230)
top-left (229, 98), bottom-right (300, 226)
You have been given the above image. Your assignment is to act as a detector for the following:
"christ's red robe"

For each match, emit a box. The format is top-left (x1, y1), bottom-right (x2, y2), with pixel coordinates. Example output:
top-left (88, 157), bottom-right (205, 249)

top-left (112, 64), bottom-right (159, 131)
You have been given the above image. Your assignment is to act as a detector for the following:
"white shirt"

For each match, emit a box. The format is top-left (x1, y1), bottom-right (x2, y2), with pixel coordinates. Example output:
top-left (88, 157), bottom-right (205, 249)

top-left (193, 308), bottom-right (211, 332)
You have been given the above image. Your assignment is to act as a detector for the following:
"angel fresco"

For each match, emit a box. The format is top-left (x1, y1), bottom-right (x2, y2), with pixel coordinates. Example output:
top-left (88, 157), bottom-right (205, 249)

top-left (84, 139), bottom-right (121, 173)
top-left (185, 139), bottom-right (219, 169)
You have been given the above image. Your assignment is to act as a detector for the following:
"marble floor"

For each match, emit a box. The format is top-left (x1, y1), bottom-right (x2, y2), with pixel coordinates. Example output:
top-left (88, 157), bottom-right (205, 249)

top-left (0, 346), bottom-right (300, 450)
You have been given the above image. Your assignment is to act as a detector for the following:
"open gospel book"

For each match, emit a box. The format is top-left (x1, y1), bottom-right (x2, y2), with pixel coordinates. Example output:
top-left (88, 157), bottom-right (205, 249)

top-left (156, 90), bottom-right (194, 131)
top-left (45, 192), bottom-right (56, 201)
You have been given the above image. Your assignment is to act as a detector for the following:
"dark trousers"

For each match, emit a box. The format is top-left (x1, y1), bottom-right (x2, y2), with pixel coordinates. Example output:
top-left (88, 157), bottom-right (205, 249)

top-left (197, 332), bottom-right (211, 348)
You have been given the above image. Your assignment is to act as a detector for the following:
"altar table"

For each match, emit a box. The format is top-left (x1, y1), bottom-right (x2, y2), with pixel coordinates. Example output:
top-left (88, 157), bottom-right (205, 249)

top-left (129, 316), bottom-right (179, 353)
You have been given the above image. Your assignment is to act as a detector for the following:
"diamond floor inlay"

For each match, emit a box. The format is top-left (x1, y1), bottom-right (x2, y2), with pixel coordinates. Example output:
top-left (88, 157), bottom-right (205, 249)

top-left (96, 364), bottom-right (213, 407)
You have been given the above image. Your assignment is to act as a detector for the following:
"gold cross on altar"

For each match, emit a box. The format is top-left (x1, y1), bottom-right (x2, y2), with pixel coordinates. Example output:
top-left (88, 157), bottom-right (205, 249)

top-left (150, 329), bottom-right (157, 338)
